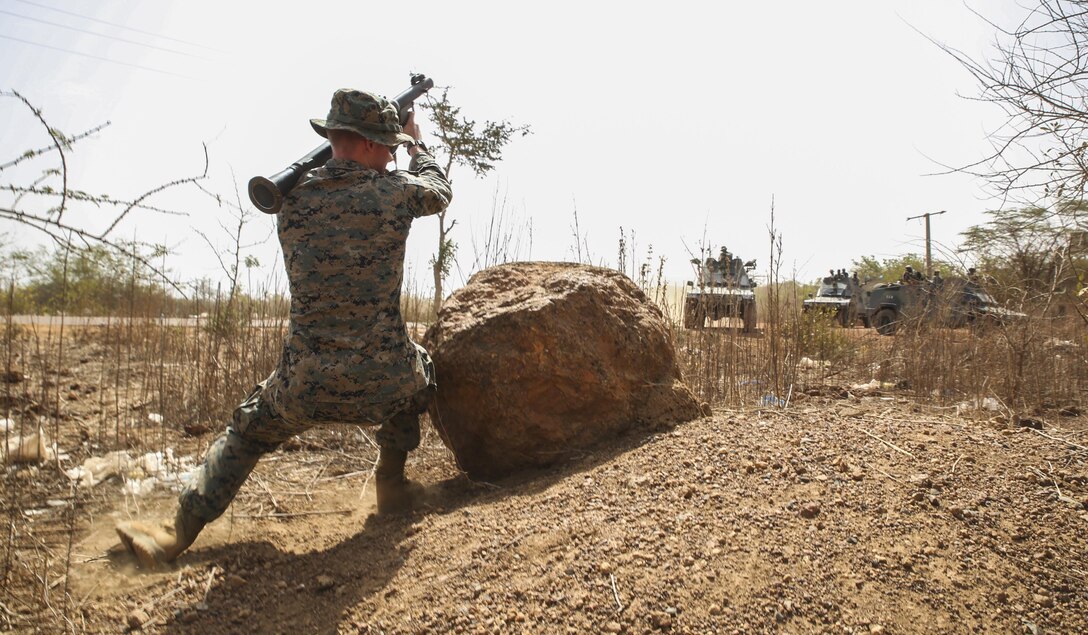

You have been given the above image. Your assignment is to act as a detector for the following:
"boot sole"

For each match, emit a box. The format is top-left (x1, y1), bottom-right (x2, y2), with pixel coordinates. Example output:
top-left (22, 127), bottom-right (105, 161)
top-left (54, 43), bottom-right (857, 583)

top-left (116, 522), bottom-right (171, 570)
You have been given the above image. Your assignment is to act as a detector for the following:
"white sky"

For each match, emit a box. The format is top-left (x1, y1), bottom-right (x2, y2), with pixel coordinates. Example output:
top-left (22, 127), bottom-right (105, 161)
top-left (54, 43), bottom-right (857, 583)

top-left (0, 0), bottom-right (1028, 295)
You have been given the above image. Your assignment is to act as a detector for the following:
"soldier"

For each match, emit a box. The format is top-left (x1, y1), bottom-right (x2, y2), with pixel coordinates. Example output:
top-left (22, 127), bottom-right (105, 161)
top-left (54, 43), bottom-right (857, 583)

top-left (901, 265), bottom-right (916, 284)
top-left (115, 89), bottom-right (452, 569)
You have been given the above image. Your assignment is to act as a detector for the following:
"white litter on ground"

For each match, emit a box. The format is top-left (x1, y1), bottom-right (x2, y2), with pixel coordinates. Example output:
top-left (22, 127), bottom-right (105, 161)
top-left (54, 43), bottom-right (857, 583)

top-left (850, 379), bottom-right (882, 392)
top-left (65, 448), bottom-right (198, 495)
top-left (3, 427), bottom-right (56, 464)
top-left (955, 397), bottom-right (1003, 415)
top-left (798, 357), bottom-right (831, 369)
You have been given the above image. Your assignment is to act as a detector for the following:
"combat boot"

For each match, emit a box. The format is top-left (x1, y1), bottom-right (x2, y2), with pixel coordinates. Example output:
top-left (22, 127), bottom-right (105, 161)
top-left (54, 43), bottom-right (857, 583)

top-left (116, 507), bottom-right (206, 569)
top-left (375, 448), bottom-right (422, 514)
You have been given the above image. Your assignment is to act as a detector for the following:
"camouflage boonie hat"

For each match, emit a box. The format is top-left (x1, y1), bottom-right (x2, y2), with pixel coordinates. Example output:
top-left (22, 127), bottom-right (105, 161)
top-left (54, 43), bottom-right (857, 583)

top-left (310, 89), bottom-right (415, 146)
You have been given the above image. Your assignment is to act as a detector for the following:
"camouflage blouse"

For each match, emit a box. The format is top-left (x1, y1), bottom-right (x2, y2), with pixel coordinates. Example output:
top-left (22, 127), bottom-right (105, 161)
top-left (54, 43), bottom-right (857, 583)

top-left (266, 153), bottom-right (451, 422)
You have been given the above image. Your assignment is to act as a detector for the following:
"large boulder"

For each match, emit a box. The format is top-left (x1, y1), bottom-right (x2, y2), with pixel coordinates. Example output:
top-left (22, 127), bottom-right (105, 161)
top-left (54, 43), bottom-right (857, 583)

top-left (424, 261), bottom-right (705, 479)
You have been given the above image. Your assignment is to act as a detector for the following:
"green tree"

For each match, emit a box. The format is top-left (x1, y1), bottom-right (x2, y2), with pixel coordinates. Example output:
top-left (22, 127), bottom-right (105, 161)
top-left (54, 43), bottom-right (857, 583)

top-left (960, 202), bottom-right (1088, 302)
top-left (13, 243), bottom-right (171, 315)
top-left (850, 253), bottom-right (954, 283)
top-left (420, 88), bottom-right (531, 315)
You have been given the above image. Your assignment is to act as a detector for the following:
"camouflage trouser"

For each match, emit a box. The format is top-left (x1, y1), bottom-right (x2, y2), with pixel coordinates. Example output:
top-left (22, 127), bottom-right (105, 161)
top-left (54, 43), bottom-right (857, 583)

top-left (179, 366), bottom-right (435, 523)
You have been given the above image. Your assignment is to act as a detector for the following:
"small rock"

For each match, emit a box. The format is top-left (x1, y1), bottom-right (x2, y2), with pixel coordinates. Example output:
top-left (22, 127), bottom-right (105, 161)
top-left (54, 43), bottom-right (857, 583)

top-left (1, 370), bottom-right (24, 383)
top-left (1032, 593), bottom-right (1054, 608)
top-left (950, 507), bottom-right (965, 520)
top-left (603, 622), bottom-right (622, 633)
top-left (869, 625), bottom-right (885, 634)
top-left (127, 609), bottom-right (149, 630)
top-left (800, 502), bottom-right (821, 519)
top-left (651, 612), bottom-right (673, 630)
top-left (180, 611), bottom-right (199, 624)
top-left (315, 575), bottom-right (336, 592)
top-left (226, 574), bottom-right (246, 589)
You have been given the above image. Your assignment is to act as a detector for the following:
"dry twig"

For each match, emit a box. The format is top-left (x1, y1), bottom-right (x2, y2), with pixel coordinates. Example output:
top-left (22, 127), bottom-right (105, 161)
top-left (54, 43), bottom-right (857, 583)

top-left (232, 509), bottom-right (350, 519)
top-left (609, 573), bottom-right (623, 612)
top-left (858, 428), bottom-right (916, 459)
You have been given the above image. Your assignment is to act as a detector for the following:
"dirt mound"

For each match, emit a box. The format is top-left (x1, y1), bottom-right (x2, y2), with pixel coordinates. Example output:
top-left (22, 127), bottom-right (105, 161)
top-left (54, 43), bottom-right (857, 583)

top-left (55, 398), bottom-right (1088, 634)
top-left (424, 262), bottom-right (704, 479)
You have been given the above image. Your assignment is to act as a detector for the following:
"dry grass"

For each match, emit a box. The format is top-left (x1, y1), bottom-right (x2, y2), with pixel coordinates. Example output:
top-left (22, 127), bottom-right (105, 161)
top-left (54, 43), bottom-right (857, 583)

top-left (1, 252), bottom-right (1086, 629)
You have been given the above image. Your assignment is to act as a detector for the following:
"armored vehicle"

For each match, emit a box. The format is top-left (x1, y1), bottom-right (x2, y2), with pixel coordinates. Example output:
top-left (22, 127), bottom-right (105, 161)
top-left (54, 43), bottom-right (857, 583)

top-left (860, 274), bottom-right (1025, 335)
top-left (802, 270), bottom-right (861, 327)
top-left (684, 247), bottom-right (758, 332)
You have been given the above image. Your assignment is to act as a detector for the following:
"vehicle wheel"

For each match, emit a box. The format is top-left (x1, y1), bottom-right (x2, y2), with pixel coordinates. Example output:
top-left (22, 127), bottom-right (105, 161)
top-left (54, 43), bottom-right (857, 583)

top-left (742, 302), bottom-right (757, 333)
top-left (838, 307), bottom-right (852, 328)
top-left (842, 302), bottom-right (859, 328)
top-left (683, 299), bottom-right (705, 329)
top-left (860, 315), bottom-right (871, 329)
top-left (871, 308), bottom-right (898, 336)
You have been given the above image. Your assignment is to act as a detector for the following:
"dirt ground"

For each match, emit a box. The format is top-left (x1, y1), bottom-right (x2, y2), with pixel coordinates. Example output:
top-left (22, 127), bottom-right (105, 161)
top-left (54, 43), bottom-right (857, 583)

top-left (3, 330), bottom-right (1088, 634)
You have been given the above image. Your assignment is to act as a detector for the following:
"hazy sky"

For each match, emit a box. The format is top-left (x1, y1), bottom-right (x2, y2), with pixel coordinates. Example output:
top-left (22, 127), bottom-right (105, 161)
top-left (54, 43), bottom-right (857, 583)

top-left (0, 0), bottom-right (1028, 294)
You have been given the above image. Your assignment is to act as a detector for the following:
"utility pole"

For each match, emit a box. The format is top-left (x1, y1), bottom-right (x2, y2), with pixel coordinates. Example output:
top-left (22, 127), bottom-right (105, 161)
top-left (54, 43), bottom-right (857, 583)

top-left (906, 210), bottom-right (947, 277)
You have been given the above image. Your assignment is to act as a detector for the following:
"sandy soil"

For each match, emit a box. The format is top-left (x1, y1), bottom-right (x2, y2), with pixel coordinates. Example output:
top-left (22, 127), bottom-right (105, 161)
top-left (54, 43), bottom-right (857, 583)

top-left (32, 396), bottom-right (1079, 634)
top-left (2, 325), bottom-right (1087, 634)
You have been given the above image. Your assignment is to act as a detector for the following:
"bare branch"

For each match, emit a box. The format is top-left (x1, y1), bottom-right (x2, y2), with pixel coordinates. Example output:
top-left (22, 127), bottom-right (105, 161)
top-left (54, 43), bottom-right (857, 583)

top-left (4, 90), bottom-right (69, 222)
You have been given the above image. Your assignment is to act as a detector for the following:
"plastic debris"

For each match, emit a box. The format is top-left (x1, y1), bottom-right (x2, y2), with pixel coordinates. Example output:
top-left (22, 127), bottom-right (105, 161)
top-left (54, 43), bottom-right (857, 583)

top-left (850, 379), bottom-right (882, 393)
top-left (955, 397), bottom-right (1002, 415)
top-left (4, 427), bottom-right (56, 464)
top-left (761, 394), bottom-right (786, 407)
top-left (148, 413), bottom-right (164, 424)
top-left (65, 448), bottom-right (197, 495)
top-left (798, 357), bottom-right (830, 369)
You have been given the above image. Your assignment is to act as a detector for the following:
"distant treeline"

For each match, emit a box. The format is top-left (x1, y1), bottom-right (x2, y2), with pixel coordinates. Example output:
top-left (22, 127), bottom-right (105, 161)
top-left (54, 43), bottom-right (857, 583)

top-left (0, 244), bottom-right (287, 318)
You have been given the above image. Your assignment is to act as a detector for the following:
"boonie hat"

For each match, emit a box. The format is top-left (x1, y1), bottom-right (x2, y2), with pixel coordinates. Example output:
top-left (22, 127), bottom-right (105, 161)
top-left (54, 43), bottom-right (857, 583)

top-left (310, 89), bottom-right (414, 146)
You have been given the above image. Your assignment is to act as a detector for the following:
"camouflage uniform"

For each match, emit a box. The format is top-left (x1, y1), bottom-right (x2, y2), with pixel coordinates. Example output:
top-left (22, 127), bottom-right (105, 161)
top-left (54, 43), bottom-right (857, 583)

top-left (180, 89), bottom-right (452, 523)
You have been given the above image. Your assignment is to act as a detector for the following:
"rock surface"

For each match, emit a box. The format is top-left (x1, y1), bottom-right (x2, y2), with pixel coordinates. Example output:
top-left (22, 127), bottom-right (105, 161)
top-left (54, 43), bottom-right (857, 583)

top-left (425, 262), bottom-right (703, 478)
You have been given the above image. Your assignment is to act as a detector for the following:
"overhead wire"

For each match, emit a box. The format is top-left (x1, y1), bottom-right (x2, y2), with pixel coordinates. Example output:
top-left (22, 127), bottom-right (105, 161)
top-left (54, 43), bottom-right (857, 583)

top-left (0, 9), bottom-right (213, 60)
top-left (12, 0), bottom-right (224, 53)
top-left (0, 34), bottom-right (198, 80)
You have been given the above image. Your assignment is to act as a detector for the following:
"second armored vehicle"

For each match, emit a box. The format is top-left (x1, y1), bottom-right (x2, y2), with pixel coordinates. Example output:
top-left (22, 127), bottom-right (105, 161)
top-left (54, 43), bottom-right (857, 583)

top-left (802, 270), bottom-right (861, 327)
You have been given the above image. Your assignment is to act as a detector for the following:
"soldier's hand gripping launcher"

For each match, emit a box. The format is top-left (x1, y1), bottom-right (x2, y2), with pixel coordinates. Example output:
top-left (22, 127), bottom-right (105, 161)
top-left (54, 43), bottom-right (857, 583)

top-left (247, 74), bottom-right (436, 214)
